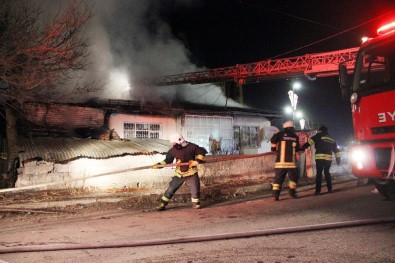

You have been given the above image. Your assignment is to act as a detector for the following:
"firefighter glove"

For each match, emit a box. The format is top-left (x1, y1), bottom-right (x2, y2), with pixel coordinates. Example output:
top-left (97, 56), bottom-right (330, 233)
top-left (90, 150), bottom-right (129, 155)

top-left (189, 160), bottom-right (199, 167)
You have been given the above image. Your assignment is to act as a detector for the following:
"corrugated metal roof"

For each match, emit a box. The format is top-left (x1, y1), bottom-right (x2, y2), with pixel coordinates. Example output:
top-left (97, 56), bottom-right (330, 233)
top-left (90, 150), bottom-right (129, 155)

top-left (16, 137), bottom-right (171, 163)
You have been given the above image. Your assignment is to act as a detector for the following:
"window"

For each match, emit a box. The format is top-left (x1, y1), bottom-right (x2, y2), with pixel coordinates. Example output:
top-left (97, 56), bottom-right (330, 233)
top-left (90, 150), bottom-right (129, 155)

top-left (183, 115), bottom-right (234, 154)
top-left (124, 123), bottom-right (161, 139)
top-left (354, 38), bottom-right (395, 93)
top-left (234, 126), bottom-right (259, 147)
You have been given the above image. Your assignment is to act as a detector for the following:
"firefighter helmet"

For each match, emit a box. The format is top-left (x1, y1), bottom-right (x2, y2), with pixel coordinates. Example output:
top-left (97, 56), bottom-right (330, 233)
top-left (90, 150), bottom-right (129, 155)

top-left (169, 133), bottom-right (185, 145)
top-left (283, 121), bottom-right (294, 128)
top-left (319, 125), bottom-right (328, 132)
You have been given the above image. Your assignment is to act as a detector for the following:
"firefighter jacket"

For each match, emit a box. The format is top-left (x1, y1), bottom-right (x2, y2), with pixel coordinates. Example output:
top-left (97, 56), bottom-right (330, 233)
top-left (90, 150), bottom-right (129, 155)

top-left (301, 131), bottom-right (340, 161)
top-left (271, 127), bottom-right (301, 169)
top-left (158, 142), bottom-right (207, 177)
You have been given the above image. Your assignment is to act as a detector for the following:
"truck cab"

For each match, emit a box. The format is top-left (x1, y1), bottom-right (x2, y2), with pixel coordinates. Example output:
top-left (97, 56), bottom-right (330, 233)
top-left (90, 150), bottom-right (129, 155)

top-left (339, 21), bottom-right (395, 200)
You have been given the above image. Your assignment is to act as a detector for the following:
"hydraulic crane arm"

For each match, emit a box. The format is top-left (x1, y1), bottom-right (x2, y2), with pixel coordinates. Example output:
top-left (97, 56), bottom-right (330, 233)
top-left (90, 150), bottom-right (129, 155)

top-left (138, 47), bottom-right (358, 86)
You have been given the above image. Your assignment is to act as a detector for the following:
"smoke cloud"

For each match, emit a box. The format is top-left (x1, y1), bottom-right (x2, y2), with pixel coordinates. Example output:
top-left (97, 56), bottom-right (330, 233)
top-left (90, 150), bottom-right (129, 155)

top-left (67, 0), bottom-right (245, 108)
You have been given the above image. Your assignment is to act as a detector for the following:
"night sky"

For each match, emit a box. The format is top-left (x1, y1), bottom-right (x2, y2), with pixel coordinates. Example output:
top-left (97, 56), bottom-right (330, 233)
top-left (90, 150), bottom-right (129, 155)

top-left (154, 0), bottom-right (395, 145)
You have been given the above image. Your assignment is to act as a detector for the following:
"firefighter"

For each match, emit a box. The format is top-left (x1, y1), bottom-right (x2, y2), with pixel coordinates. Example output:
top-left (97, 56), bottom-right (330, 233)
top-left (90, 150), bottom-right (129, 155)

top-left (301, 125), bottom-right (341, 195)
top-left (153, 133), bottom-right (207, 211)
top-left (271, 121), bottom-right (301, 201)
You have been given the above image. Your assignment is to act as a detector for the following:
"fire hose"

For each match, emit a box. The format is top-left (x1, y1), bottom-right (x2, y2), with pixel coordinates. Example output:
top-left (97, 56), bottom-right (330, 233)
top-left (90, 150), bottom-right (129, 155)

top-left (0, 153), bottom-right (269, 193)
top-left (0, 217), bottom-right (394, 254)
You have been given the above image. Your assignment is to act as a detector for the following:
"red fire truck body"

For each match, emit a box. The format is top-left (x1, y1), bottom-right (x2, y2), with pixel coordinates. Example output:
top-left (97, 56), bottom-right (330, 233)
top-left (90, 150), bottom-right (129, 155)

top-left (340, 21), bottom-right (395, 199)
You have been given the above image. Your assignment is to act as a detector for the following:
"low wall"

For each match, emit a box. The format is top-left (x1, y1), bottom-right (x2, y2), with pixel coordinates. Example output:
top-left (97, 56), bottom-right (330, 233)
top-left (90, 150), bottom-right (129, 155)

top-left (13, 153), bottom-right (277, 196)
top-left (199, 154), bottom-right (276, 196)
top-left (11, 152), bottom-right (349, 197)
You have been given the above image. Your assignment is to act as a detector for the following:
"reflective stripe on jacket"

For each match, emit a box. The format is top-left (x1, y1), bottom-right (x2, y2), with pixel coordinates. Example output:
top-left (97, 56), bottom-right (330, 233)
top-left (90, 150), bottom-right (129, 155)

top-left (271, 127), bottom-right (301, 169)
top-left (302, 132), bottom-right (340, 160)
top-left (163, 142), bottom-right (207, 177)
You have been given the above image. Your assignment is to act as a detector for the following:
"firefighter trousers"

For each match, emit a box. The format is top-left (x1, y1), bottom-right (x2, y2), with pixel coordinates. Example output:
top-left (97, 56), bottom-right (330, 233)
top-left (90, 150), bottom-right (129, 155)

top-left (161, 173), bottom-right (200, 205)
top-left (315, 159), bottom-right (332, 193)
top-left (272, 168), bottom-right (298, 198)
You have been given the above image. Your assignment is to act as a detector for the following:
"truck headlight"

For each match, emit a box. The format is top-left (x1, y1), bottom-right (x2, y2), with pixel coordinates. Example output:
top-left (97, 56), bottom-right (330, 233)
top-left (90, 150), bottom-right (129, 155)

top-left (350, 147), bottom-right (367, 169)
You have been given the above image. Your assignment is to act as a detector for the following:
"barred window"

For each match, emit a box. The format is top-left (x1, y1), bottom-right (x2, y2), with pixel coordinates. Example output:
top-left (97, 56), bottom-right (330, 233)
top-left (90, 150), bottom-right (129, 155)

top-left (234, 126), bottom-right (258, 147)
top-left (124, 123), bottom-right (161, 139)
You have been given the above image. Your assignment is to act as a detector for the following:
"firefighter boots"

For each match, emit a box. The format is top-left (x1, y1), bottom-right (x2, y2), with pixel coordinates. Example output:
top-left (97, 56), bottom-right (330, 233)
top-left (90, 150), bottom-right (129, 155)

top-left (156, 203), bottom-right (166, 211)
top-left (191, 198), bottom-right (201, 209)
top-left (289, 189), bottom-right (298, 198)
top-left (192, 202), bottom-right (201, 209)
top-left (273, 190), bottom-right (280, 201)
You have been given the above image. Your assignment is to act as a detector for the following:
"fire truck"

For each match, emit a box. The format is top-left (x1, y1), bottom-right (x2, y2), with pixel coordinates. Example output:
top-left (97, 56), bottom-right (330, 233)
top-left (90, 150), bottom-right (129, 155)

top-left (339, 21), bottom-right (395, 200)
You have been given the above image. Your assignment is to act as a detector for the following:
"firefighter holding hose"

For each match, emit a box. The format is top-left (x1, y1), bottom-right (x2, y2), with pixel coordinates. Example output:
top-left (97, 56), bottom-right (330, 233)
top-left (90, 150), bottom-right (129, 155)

top-left (153, 133), bottom-right (207, 211)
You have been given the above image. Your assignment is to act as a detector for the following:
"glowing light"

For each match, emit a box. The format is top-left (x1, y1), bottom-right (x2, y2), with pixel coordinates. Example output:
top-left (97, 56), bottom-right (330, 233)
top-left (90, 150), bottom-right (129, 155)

top-left (108, 68), bottom-right (131, 98)
top-left (284, 106), bottom-right (293, 114)
top-left (288, 90), bottom-right (298, 111)
top-left (351, 148), bottom-right (366, 162)
top-left (361, 37), bottom-right (369, 43)
top-left (299, 118), bottom-right (305, 130)
top-left (350, 147), bottom-right (369, 170)
top-left (377, 21), bottom-right (395, 35)
top-left (295, 111), bottom-right (303, 118)
top-left (356, 162), bottom-right (363, 170)
top-left (293, 82), bottom-right (301, 90)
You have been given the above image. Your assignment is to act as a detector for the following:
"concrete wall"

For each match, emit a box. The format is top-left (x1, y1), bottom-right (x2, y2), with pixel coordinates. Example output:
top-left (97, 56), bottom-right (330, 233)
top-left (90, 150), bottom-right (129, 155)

top-left (200, 154), bottom-right (277, 196)
top-left (14, 151), bottom-right (350, 196)
top-left (15, 153), bottom-right (278, 195)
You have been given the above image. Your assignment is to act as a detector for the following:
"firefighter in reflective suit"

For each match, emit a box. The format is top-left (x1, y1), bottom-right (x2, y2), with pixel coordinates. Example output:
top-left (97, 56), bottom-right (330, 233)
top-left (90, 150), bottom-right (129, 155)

top-left (301, 125), bottom-right (341, 195)
top-left (270, 121), bottom-right (301, 201)
top-left (153, 133), bottom-right (207, 211)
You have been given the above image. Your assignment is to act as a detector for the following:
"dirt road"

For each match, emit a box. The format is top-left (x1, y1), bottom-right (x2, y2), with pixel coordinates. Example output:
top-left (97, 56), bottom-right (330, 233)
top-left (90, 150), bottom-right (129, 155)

top-left (1, 180), bottom-right (395, 263)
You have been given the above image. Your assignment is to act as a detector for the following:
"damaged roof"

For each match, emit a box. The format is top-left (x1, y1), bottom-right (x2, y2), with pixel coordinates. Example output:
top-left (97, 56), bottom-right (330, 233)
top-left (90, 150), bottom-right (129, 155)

top-left (15, 137), bottom-right (171, 163)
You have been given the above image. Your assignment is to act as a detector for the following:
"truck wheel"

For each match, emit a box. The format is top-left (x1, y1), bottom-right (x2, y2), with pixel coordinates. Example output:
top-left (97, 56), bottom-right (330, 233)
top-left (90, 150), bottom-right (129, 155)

top-left (374, 180), bottom-right (395, 201)
top-left (356, 178), bottom-right (368, 187)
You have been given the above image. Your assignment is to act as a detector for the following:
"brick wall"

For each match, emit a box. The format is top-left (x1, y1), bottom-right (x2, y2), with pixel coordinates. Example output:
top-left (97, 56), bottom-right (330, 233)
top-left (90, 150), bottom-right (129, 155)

top-left (23, 103), bottom-right (104, 129)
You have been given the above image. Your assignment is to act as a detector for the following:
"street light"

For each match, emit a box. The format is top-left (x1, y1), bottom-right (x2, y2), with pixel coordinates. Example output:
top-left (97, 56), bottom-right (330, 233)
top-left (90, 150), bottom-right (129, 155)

top-left (287, 81), bottom-right (301, 122)
top-left (285, 81), bottom-right (307, 130)
top-left (293, 82), bottom-right (301, 90)
top-left (300, 118), bottom-right (306, 130)
top-left (295, 111), bottom-right (305, 130)
top-left (284, 106), bottom-right (293, 115)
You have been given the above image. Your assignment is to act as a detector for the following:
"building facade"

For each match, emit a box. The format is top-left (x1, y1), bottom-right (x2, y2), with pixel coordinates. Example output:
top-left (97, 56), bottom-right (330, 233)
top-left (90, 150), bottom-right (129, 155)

top-left (108, 103), bottom-right (275, 155)
top-left (1, 100), bottom-right (281, 191)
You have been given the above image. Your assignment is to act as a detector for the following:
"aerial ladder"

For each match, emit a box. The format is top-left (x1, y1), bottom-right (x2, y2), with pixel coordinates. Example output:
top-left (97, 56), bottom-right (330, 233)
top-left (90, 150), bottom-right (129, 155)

top-left (138, 47), bottom-right (359, 86)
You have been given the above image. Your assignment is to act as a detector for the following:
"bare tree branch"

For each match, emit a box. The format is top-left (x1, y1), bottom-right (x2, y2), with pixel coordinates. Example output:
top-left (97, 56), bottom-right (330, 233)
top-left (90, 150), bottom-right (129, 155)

top-left (0, 0), bottom-right (93, 108)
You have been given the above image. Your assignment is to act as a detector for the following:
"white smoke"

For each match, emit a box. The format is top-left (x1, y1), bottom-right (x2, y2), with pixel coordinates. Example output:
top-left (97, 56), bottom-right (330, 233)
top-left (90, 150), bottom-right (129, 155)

top-left (35, 0), bottom-right (245, 108)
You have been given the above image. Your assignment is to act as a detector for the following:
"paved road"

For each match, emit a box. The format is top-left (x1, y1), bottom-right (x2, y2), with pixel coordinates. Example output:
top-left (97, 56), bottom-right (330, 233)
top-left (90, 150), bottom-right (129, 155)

top-left (1, 180), bottom-right (395, 263)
